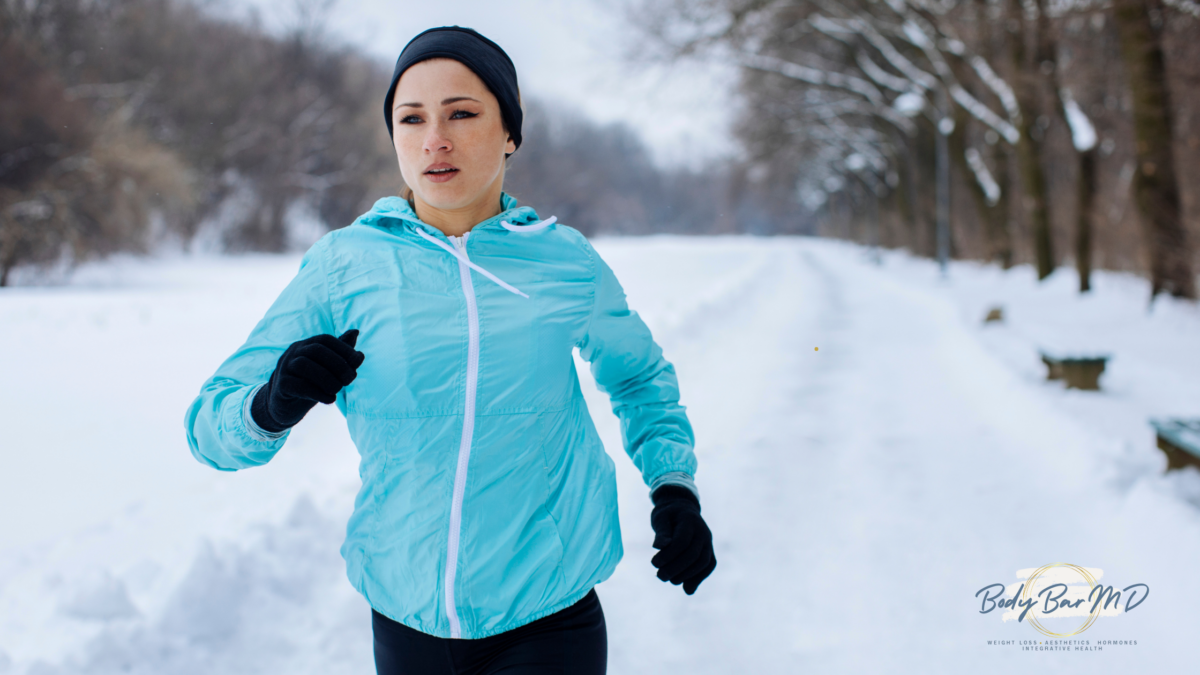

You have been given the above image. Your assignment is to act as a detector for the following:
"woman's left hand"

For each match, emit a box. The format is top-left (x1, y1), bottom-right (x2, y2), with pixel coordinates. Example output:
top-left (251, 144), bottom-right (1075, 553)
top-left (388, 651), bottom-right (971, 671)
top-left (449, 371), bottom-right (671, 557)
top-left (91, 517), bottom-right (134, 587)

top-left (649, 485), bottom-right (716, 595)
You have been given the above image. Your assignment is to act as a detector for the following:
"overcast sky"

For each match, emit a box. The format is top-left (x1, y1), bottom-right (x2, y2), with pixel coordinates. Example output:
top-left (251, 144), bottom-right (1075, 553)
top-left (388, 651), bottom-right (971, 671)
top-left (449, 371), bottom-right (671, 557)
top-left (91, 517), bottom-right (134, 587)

top-left (215, 0), bottom-right (739, 168)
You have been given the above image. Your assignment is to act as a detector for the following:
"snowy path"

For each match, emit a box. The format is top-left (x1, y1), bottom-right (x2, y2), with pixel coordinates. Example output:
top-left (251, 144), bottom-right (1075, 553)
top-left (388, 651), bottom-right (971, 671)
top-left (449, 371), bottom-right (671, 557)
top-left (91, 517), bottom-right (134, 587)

top-left (600, 239), bottom-right (1197, 673)
top-left (2, 238), bottom-right (1198, 673)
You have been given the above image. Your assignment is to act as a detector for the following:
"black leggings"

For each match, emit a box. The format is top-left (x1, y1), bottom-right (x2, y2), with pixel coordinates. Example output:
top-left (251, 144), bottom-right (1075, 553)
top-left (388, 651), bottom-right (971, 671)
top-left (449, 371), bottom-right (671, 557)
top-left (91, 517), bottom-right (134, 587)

top-left (372, 588), bottom-right (607, 675)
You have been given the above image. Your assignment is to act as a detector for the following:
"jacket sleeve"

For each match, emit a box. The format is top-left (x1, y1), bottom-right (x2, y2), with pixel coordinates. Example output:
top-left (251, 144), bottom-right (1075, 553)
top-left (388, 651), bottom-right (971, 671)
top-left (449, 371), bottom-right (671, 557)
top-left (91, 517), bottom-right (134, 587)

top-left (576, 240), bottom-right (699, 498)
top-left (184, 237), bottom-right (337, 471)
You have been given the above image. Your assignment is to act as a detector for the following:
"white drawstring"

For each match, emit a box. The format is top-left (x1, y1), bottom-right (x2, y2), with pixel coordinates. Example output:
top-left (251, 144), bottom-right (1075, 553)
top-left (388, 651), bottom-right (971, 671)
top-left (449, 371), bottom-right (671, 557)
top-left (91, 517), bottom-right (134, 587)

top-left (501, 215), bottom-right (557, 232)
top-left (414, 226), bottom-right (530, 299)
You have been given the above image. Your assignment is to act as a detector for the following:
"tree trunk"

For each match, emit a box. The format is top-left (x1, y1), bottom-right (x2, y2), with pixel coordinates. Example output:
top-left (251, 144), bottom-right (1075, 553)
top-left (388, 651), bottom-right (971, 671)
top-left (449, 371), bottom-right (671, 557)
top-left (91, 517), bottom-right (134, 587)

top-left (903, 134), bottom-right (926, 256)
top-left (1076, 148), bottom-right (1098, 292)
top-left (1037, 0), bottom-right (1100, 294)
top-left (856, 174), bottom-right (882, 263)
top-left (969, 0), bottom-right (1014, 269)
top-left (935, 94), bottom-right (951, 275)
top-left (951, 96), bottom-right (1012, 268)
top-left (0, 217), bottom-right (17, 288)
top-left (1112, 0), bottom-right (1197, 299)
top-left (993, 143), bottom-right (1015, 269)
top-left (1008, 0), bottom-right (1055, 280)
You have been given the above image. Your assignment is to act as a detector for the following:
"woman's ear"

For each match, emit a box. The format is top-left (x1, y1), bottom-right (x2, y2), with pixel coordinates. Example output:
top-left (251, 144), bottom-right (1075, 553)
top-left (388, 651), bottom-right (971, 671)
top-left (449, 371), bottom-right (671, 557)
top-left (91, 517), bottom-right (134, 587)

top-left (505, 136), bottom-right (516, 155)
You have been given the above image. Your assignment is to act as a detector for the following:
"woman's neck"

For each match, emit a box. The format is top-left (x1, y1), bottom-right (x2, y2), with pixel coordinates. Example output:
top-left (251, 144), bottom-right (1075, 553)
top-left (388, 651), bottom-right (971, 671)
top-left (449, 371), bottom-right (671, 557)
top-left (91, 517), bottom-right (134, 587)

top-left (413, 183), bottom-right (506, 238)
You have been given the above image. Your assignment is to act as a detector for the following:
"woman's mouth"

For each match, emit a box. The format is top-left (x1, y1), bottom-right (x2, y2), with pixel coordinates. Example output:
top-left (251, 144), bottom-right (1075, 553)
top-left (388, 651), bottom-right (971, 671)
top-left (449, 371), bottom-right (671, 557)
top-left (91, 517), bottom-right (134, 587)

top-left (424, 163), bottom-right (459, 183)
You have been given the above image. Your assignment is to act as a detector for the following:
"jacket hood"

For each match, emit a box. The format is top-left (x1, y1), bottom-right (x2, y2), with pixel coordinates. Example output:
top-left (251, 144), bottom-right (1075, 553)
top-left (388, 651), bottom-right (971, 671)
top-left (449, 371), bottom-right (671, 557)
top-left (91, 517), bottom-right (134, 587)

top-left (352, 192), bottom-right (544, 239)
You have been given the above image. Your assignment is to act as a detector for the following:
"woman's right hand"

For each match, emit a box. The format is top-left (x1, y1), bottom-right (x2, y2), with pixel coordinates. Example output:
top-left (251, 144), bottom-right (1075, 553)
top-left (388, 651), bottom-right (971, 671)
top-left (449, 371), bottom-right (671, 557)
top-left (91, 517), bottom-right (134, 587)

top-left (250, 329), bottom-right (365, 433)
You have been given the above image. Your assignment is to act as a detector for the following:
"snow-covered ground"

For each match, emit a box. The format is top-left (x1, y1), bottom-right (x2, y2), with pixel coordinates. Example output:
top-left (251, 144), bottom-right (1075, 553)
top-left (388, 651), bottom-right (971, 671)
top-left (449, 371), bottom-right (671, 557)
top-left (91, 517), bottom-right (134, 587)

top-left (2, 236), bottom-right (1198, 674)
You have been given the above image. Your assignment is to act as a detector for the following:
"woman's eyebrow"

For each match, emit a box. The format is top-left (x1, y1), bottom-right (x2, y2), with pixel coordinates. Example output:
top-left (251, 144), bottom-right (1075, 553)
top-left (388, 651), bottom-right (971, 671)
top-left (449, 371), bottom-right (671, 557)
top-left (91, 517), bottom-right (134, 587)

top-left (395, 96), bottom-right (481, 111)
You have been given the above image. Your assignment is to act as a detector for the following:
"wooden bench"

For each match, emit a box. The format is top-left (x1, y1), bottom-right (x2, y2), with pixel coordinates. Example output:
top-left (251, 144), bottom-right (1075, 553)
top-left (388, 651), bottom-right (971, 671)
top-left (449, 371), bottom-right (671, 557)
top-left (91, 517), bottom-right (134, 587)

top-left (1149, 418), bottom-right (1200, 472)
top-left (1039, 351), bottom-right (1110, 391)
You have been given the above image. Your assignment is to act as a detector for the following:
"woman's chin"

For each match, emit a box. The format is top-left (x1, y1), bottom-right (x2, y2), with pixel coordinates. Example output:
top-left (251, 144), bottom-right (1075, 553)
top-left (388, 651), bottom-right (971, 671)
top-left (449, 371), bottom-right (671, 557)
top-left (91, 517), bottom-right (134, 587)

top-left (415, 184), bottom-right (488, 211)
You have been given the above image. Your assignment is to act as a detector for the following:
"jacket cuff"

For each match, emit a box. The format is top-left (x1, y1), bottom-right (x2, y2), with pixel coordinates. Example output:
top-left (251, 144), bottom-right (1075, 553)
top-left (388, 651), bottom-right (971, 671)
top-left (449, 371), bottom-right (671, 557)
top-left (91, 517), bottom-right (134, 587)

top-left (649, 471), bottom-right (699, 504)
top-left (243, 383), bottom-right (290, 443)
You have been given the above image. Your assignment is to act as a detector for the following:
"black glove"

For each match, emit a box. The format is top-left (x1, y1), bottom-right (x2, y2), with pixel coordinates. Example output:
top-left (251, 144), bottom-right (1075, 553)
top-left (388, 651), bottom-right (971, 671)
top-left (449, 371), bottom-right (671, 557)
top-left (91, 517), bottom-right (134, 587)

top-left (250, 329), bottom-right (365, 433)
top-left (650, 484), bottom-right (716, 595)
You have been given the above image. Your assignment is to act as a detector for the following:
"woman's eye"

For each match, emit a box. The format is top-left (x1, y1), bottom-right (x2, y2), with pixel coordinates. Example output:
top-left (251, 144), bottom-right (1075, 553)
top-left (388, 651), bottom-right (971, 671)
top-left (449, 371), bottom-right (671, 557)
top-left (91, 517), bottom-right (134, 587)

top-left (398, 114), bottom-right (422, 124)
top-left (450, 109), bottom-right (478, 120)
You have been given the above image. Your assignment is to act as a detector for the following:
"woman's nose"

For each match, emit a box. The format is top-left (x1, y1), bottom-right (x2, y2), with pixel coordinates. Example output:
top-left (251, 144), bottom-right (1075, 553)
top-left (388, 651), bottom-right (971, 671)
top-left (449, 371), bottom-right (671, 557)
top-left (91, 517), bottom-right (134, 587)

top-left (423, 120), bottom-right (451, 154)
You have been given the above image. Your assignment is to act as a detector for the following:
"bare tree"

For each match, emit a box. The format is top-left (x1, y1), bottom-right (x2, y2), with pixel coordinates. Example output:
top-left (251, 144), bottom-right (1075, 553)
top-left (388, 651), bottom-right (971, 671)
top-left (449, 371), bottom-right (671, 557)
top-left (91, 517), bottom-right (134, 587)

top-left (632, 0), bottom-right (1198, 301)
top-left (1113, 0), bottom-right (1196, 298)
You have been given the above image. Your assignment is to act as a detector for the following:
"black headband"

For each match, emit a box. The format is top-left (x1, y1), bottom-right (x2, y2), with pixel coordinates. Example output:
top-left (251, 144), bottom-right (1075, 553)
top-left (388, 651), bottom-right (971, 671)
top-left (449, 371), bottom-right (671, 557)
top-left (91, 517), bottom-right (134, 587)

top-left (384, 26), bottom-right (522, 152)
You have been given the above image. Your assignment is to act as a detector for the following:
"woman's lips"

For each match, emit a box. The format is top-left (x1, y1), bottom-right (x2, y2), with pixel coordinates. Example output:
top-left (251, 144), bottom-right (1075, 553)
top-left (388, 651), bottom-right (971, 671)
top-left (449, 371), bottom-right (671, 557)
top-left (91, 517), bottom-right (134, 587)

top-left (424, 163), bottom-right (459, 184)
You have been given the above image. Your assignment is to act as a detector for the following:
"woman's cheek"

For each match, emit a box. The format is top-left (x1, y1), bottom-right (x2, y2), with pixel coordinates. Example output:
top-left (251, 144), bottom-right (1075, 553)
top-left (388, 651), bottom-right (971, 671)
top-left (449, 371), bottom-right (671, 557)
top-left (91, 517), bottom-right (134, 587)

top-left (466, 133), bottom-right (505, 177)
top-left (394, 137), bottom-right (420, 176)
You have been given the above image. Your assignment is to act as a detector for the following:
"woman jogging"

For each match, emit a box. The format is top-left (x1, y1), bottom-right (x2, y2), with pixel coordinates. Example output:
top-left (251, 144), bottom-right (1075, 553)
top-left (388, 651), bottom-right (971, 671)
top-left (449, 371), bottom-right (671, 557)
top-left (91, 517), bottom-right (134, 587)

top-left (184, 26), bottom-right (715, 674)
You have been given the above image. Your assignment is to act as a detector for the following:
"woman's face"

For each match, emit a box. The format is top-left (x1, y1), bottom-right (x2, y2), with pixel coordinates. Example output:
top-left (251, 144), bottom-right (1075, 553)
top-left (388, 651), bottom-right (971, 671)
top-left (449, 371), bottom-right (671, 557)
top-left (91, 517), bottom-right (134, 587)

top-left (391, 58), bottom-right (516, 213)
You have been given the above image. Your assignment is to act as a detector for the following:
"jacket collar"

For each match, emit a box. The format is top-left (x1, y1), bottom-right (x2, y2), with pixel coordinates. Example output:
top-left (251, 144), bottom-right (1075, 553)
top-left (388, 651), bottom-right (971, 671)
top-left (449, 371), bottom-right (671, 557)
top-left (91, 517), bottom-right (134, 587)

top-left (355, 192), bottom-right (541, 239)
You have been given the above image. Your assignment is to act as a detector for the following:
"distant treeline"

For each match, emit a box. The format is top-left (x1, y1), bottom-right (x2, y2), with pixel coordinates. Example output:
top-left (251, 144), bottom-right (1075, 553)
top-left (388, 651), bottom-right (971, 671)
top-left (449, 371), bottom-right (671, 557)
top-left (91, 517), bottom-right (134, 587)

top-left (0, 0), bottom-right (799, 285)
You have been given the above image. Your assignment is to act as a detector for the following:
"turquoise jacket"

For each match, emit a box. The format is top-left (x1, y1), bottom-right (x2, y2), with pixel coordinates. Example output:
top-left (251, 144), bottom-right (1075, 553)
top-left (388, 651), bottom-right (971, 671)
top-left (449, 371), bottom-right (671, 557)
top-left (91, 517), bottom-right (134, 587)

top-left (184, 193), bottom-right (699, 639)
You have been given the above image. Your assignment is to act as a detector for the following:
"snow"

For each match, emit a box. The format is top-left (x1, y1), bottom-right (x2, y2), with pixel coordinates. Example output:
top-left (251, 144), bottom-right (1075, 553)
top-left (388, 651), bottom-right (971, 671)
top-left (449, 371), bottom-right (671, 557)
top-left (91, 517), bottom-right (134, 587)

top-left (1061, 89), bottom-right (1099, 152)
top-left (901, 19), bottom-right (933, 49)
top-left (2, 236), bottom-right (1200, 673)
top-left (856, 51), bottom-right (913, 94)
top-left (970, 55), bottom-right (1022, 126)
top-left (736, 51), bottom-right (884, 107)
top-left (1164, 0), bottom-right (1200, 19)
top-left (809, 10), bottom-right (1019, 146)
top-left (950, 85), bottom-right (1021, 145)
top-left (893, 91), bottom-right (926, 117)
top-left (855, 20), bottom-right (938, 92)
top-left (965, 147), bottom-right (1002, 205)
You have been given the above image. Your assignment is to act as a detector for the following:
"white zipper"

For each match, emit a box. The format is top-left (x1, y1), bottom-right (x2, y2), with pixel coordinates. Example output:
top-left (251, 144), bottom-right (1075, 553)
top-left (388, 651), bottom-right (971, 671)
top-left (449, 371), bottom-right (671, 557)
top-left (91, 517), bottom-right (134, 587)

top-left (412, 223), bottom-right (530, 298)
top-left (444, 231), bottom-right (478, 639)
